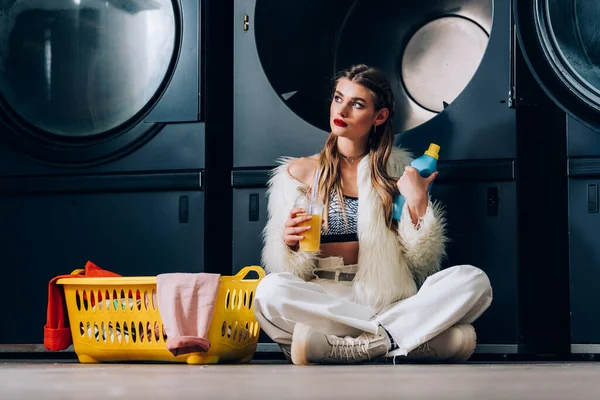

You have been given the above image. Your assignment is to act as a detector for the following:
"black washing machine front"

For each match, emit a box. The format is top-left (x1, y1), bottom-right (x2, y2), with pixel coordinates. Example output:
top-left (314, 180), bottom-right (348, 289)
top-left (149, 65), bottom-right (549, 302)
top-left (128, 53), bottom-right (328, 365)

top-left (233, 0), bottom-right (532, 353)
top-left (516, 0), bottom-right (600, 354)
top-left (0, 0), bottom-right (203, 173)
top-left (234, 0), bottom-right (513, 167)
top-left (0, 0), bottom-right (209, 346)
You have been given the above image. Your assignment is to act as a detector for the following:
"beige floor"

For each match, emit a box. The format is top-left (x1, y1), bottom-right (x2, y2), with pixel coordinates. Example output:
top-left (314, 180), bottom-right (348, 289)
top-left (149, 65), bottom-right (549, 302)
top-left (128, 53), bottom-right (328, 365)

top-left (1, 360), bottom-right (599, 399)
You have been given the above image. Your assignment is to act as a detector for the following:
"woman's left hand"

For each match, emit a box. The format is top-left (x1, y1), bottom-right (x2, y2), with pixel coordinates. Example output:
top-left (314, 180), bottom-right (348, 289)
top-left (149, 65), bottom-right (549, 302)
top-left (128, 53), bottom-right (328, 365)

top-left (396, 166), bottom-right (438, 222)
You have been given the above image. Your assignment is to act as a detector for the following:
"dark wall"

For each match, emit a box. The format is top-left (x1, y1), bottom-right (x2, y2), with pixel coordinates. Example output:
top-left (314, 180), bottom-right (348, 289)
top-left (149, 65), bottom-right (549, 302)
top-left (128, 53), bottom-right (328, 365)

top-left (514, 38), bottom-right (570, 356)
top-left (203, 0), bottom-right (234, 274)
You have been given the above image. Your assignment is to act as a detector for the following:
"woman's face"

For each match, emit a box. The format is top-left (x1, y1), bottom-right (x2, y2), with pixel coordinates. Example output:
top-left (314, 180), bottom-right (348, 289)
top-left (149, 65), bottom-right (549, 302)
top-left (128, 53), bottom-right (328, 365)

top-left (329, 78), bottom-right (388, 140)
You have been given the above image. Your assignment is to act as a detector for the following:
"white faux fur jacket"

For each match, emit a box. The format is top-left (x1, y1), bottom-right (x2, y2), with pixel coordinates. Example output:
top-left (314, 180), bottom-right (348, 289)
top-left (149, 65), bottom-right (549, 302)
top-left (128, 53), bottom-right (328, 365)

top-left (261, 146), bottom-right (448, 311)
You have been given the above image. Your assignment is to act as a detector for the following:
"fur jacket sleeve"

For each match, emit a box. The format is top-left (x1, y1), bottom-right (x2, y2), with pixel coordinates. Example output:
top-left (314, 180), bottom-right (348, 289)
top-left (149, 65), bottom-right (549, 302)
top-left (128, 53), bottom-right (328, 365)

top-left (389, 150), bottom-right (448, 288)
top-left (261, 147), bottom-right (448, 311)
top-left (260, 157), bottom-right (318, 281)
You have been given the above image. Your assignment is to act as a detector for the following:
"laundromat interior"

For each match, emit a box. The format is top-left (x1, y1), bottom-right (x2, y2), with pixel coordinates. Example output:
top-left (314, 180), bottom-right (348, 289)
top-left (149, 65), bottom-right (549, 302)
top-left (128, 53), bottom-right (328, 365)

top-left (2, 0), bottom-right (600, 398)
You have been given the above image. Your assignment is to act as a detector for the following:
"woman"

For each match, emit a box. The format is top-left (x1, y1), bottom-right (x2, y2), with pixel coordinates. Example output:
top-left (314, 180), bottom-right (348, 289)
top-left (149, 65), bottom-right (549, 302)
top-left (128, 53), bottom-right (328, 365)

top-left (254, 64), bottom-right (493, 365)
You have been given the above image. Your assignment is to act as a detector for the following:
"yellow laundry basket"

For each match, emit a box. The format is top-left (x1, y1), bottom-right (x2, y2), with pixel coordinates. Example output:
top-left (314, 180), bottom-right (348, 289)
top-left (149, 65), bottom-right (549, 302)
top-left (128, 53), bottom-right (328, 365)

top-left (57, 266), bottom-right (265, 364)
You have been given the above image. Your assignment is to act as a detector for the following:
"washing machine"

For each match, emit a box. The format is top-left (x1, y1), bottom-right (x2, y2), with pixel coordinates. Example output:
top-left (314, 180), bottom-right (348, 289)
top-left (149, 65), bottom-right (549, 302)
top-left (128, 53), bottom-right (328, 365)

top-left (0, 0), bottom-right (233, 346)
top-left (515, 0), bottom-right (600, 355)
top-left (231, 0), bottom-right (549, 354)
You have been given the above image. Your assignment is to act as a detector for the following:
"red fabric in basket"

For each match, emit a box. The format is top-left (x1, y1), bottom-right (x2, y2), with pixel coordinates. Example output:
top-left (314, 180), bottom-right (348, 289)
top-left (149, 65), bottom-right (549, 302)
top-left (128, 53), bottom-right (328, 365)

top-left (44, 261), bottom-right (120, 351)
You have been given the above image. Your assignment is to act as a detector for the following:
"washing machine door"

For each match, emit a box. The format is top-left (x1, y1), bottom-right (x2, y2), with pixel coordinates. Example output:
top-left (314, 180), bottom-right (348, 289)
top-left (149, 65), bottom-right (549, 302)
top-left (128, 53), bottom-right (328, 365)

top-left (514, 0), bottom-right (600, 131)
top-left (0, 0), bottom-right (197, 166)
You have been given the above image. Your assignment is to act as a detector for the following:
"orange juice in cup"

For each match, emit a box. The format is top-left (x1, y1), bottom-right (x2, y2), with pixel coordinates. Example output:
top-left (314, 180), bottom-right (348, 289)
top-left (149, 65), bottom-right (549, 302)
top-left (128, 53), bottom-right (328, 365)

top-left (294, 196), bottom-right (324, 253)
top-left (297, 208), bottom-right (323, 252)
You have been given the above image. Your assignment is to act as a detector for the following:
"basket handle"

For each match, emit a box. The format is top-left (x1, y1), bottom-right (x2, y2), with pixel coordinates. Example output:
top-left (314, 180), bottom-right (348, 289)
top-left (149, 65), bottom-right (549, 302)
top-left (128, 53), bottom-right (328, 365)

top-left (70, 269), bottom-right (85, 275)
top-left (236, 265), bottom-right (266, 281)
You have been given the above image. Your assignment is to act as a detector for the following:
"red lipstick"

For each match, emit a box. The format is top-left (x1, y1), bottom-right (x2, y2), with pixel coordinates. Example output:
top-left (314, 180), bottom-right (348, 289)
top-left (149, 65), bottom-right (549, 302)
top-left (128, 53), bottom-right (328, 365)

top-left (333, 118), bottom-right (347, 127)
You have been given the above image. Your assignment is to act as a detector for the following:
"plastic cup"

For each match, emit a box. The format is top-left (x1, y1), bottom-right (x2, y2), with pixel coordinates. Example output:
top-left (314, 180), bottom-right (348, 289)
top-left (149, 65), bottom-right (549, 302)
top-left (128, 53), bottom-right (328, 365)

top-left (294, 196), bottom-right (324, 252)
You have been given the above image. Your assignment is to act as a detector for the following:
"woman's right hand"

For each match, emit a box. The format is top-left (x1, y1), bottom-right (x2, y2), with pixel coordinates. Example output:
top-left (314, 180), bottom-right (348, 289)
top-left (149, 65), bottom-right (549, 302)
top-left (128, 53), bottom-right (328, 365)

top-left (283, 208), bottom-right (313, 250)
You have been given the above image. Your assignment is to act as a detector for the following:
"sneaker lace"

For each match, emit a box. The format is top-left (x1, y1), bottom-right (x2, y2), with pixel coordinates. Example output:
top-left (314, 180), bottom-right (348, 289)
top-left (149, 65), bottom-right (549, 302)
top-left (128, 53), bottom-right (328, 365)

top-left (392, 341), bottom-right (431, 365)
top-left (412, 341), bottom-right (431, 355)
top-left (330, 337), bottom-right (370, 361)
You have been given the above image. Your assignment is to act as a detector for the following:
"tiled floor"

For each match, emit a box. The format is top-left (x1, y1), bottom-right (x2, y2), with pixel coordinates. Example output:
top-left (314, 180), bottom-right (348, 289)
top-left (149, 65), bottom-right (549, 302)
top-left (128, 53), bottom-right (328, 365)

top-left (1, 360), bottom-right (599, 399)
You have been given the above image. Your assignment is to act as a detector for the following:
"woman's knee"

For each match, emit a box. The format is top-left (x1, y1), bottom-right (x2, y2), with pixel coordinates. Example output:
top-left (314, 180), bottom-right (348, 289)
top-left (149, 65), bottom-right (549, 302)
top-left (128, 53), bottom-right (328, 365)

top-left (253, 272), bottom-right (304, 314)
top-left (255, 272), bottom-right (288, 301)
top-left (447, 265), bottom-right (492, 298)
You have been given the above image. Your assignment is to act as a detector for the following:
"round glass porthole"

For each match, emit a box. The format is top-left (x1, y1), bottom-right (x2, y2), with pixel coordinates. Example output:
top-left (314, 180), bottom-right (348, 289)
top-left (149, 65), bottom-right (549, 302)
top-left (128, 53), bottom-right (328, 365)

top-left (545, 0), bottom-right (600, 105)
top-left (0, 0), bottom-right (176, 137)
top-left (515, 0), bottom-right (600, 131)
top-left (255, 0), bottom-right (492, 134)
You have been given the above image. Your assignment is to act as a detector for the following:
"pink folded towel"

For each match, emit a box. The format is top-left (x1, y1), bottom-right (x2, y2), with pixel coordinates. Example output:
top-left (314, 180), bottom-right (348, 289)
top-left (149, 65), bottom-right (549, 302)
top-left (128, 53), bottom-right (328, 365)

top-left (156, 272), bottom-right (221, 356)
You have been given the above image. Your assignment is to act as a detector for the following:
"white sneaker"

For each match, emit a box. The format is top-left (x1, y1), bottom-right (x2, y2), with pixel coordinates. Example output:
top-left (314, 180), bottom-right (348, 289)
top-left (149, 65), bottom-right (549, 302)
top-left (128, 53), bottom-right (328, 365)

top-left (291, 323), bottom-right (389, 365)
top-left (400, 324), bottom-right (477, 363)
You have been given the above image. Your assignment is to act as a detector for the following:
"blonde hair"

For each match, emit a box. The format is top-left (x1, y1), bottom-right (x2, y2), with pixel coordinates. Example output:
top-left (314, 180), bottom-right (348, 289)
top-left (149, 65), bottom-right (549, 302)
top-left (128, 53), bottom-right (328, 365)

top-left (311, 64), bottom-right (398, 232)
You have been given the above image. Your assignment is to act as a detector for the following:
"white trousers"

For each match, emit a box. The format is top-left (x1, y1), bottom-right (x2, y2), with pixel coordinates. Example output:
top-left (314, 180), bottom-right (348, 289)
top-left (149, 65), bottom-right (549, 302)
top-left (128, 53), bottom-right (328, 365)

top-left (253, 263), bottom-right (493, 356)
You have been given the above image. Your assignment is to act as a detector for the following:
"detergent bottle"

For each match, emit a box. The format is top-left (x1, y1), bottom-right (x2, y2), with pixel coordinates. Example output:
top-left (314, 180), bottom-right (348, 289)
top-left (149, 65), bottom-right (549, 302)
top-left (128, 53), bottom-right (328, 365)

top-left (392, 143), bottom-right (440, 221)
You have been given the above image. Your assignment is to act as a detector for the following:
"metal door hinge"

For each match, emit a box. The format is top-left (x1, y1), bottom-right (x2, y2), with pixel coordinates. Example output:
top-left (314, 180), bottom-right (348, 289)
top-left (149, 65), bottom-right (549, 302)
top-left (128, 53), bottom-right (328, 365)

top-left (508, 89), bottom-right (516, 108)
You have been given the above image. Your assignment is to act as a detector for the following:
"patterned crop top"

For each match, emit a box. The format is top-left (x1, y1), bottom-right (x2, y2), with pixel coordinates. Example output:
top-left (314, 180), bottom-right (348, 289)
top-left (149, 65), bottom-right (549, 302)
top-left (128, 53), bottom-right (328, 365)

top-left (320, 191), bottom-right (359, 243)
